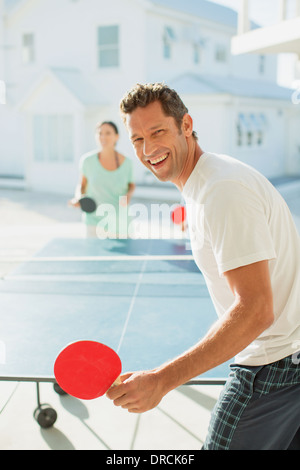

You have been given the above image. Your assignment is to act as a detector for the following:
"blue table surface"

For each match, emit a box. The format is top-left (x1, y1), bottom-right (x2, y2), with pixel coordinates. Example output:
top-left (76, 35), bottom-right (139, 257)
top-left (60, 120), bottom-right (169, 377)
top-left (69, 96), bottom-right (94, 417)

top-left (0, 238), bottom-right (232, 383)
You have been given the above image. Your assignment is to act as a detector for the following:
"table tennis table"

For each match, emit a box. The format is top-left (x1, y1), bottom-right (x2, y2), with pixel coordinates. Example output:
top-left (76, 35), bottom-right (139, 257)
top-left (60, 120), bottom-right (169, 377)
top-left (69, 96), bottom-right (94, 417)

top-left (0, 238), bottom-right (230, 428)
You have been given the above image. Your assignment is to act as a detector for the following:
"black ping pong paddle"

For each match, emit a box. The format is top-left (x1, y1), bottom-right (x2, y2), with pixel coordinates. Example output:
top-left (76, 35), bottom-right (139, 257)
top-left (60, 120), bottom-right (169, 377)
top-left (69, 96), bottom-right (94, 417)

top-left (79, 196), bottom-right (97, 213)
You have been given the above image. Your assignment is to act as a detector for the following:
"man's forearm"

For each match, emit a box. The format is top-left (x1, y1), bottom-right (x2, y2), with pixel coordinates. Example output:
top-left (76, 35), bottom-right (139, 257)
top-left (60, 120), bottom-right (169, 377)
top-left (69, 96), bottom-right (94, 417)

top-left (154, 298), bottom-right (273, 395)
top-left (106, 261), bottom-right (274, 413)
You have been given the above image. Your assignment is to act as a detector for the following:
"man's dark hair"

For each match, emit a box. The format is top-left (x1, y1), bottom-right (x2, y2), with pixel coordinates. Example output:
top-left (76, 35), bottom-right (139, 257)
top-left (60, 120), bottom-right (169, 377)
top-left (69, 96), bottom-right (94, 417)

top-left (120, 83), bottom-right (197, 140)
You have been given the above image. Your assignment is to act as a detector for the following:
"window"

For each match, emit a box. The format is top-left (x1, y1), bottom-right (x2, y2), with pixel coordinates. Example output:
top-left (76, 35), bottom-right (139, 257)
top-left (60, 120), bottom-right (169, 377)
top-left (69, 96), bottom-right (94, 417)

top-left (33, 115), bottom-right (74, 162)
top-left (22, 33), bottom-right (35, 64)
top-left (236, 113), bottom-right (267, 148)
top-left (236, 121), bottom-right (243, 147)
top-left (193, 44), bottom-right (202, 64)
top-left (215, 44), bottom-right (227, 63)
top-left (189, 29), bottom-right (206, 66)
top-left (163, 26), bottom-right (176, 59)
top-left (236, 114), bottom-right (251, 146)
top-left (98, 25), bottom-right (119, 68)
top-left (251, 114), bottom-right (267, 146)
top-left (259, 55), bottom-right (266, 75)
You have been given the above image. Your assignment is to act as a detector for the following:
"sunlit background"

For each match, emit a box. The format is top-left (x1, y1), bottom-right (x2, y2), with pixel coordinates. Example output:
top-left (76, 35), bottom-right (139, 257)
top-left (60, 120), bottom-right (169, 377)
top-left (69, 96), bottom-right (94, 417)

top-left (1, 0), bottom-right (300, 193)
top-left (1, 0), bottom-right (300, 264)
top-left (0, 0), bottom-right (300, 450)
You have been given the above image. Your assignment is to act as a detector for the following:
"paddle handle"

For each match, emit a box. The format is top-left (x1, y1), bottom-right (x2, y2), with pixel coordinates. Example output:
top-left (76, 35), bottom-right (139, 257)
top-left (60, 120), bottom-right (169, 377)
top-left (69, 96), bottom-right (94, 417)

top-left (112, 376), bottom-right (122, 386)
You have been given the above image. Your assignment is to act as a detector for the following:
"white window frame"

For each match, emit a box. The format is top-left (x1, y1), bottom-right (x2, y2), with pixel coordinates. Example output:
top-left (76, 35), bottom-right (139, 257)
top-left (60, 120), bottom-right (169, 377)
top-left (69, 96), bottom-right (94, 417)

top-left (163, 26), bottom-right (176, 60)
top-left (259, 55), bottom-right (266, 75)
top-left (33, 115), bottom-right (74, 163)
top-left (22, 33), bottom-right (35, 64)
top-left (236, 113), bottom-right (267, 148)
top-left (215, 44), bottom-right (227, 63)
top-left (97, 25), bottom-right (120, 68)
top-left (193, 43), bottom-right (202, 64)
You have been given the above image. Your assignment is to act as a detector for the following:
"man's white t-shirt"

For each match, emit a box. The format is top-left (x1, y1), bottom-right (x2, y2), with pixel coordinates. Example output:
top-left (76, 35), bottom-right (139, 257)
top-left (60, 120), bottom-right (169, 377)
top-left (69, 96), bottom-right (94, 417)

top-left (182, 152), bottom-right (300, 366)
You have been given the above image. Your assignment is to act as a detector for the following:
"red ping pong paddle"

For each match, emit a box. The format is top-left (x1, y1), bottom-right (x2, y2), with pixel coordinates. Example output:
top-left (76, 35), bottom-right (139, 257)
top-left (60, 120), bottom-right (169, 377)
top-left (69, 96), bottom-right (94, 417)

top-left (54, 340), bottom-right (122, 400)
top-left (171, 206), bottom-right (186, 225)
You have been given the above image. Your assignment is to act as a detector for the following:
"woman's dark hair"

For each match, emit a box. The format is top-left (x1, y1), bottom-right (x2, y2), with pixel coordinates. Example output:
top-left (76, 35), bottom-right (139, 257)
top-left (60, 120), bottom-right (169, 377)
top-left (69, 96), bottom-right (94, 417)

top-left (96, 121), bottom-right (119, 135)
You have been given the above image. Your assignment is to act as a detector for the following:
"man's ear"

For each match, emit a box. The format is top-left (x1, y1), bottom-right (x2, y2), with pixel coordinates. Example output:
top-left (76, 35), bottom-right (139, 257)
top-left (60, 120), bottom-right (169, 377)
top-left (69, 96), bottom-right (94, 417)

top-left (182, 114), bottom-right (194, 138)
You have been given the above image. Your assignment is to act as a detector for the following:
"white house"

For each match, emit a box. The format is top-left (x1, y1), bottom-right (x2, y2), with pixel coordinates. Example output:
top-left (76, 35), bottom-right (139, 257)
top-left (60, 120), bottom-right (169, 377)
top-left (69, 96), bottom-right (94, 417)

top-left (0, 0), bottom-right (299, 195)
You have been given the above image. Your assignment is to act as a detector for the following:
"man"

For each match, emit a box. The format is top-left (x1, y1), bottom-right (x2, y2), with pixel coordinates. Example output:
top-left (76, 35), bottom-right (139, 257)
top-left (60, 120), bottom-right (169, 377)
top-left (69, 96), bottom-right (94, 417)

top-left (106, 83), bottom-right (300, 450)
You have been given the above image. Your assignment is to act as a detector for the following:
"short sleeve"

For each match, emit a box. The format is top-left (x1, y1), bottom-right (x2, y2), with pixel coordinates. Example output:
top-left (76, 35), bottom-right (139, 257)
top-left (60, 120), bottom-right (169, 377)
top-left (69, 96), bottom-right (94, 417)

top-left (204, 181), bottom-right (277, 276)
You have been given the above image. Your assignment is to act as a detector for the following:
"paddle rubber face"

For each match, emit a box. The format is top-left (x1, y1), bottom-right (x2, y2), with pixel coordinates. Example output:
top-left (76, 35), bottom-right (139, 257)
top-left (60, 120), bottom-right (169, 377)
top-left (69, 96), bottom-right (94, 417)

top-left (79, 197), bottom-right (97, 213)
top-left (54, 340), bottom-right (122, 400)
top-left (171, 206), bottom-right (186, 225)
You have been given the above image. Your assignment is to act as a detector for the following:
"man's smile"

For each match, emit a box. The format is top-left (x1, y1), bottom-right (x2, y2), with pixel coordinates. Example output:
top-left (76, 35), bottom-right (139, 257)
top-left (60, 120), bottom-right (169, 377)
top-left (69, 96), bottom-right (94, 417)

top-left (147, 153), bottom-right (169, 166)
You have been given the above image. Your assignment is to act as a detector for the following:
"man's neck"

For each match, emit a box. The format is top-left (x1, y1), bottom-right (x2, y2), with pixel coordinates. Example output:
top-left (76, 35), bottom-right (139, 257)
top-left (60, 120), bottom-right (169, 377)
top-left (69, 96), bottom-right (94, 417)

top-left (173, 142), bottom-right (204, 192)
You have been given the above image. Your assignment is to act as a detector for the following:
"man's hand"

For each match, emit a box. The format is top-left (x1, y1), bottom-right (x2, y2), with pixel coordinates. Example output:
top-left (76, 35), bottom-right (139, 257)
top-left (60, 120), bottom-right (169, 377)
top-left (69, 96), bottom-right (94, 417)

top-left (106, 370), bottom-right (165, 413)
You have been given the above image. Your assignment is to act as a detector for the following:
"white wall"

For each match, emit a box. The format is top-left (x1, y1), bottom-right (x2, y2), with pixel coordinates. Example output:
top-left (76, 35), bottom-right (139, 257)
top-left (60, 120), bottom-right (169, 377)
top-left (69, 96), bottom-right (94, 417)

top-left (182, 95), bottom-right (230, 154)
top-left (4, 0), bottom-right (147, 102)
top-left (0, 0), bottom-right (5, 80)
top-left (286, 107), bottom-right (300, 174)
top-left (0, 104), bottom-right (26, 175)
top-left (181, 93), bottom-right (291, 179)
top-left (144, 9), bottom-right (277, 84)
top-left (145, 12), bottom-right (235, 83)
top-left (1, 0), bottom-right (147, 186)
top-left (21, 74), bottom-right (82, 193)
top-left (0, 0), bottom-right (297, 192)
top-left (230, 100), bottom-right (287, 178)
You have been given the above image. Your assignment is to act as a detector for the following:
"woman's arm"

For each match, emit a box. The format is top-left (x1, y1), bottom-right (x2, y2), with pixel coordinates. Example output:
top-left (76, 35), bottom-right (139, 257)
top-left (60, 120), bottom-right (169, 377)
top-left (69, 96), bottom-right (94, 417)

top-left (69, 175), bottom-right (88, 207)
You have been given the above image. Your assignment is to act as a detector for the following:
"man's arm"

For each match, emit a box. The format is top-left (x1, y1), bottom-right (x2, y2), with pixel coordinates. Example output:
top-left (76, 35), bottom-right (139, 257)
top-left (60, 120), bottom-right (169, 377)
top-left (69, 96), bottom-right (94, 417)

top-left (106, 260), bottom-right (274, 413)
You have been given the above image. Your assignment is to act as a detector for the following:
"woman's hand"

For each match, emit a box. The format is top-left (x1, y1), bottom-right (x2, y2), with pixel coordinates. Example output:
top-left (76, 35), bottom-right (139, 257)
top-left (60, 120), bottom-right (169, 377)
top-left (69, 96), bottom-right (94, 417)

top-left (68, 198), bottom-right (81, 208)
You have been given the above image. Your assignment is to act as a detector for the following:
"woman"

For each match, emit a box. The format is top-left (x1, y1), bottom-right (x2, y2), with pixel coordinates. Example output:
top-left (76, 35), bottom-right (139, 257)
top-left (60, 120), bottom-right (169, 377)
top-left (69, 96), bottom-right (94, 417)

top-left (70, 121), bottom-right (135, 238)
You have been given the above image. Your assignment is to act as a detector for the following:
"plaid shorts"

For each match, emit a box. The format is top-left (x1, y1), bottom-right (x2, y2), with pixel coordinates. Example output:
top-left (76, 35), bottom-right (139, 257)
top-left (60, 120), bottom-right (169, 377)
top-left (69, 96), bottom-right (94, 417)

top-left (203, 352), bottom-right (300, 450)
